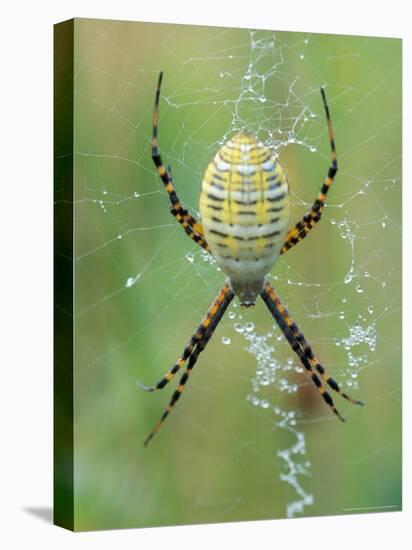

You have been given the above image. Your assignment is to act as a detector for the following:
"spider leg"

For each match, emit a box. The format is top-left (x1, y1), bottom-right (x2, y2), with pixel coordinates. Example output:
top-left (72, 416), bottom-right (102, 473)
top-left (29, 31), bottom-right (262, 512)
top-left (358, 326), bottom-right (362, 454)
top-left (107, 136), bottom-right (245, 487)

top-left (143, 282), bottom-right (234, 446)
top-left (261, 282), bottom-right (363, 421)
top-left (138, 280), bottom-right (231, 393)
top-left (167, 164), bottom-right (209, 250)
top-left (137, 329), bottom-right (202, 393)
top-left (280, 87), bottom-right (337, 255)
top-left (151, 71), bottom-right (210, 252)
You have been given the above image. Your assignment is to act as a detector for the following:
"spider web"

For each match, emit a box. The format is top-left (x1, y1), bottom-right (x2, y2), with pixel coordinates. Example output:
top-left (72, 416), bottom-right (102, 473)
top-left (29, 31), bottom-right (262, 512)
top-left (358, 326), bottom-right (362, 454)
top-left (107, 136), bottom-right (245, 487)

top-left (68, 19), bottom-right (402, 529)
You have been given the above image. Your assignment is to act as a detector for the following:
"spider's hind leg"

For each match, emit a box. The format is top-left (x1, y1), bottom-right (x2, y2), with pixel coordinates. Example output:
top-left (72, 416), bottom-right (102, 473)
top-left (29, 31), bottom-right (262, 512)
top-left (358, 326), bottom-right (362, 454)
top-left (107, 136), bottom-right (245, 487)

top-left (151, 72), bottom-right (209, 252)
top-left (167, 164), bottom-right (210, 250)
top-left (280, 87), bottom-right (338, 255)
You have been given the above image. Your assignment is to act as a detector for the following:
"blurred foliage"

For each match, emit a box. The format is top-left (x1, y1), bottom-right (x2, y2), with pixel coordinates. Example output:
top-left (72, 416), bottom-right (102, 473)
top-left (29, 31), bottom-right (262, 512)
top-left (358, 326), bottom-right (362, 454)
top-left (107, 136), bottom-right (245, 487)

top-left (58, 18), bottom-right (402, 530)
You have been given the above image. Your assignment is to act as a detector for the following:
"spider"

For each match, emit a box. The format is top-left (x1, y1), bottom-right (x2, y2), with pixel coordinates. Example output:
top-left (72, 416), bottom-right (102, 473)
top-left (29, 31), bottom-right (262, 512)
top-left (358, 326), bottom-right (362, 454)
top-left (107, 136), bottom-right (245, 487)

top-left (140, 71), bottom-right (364, 446)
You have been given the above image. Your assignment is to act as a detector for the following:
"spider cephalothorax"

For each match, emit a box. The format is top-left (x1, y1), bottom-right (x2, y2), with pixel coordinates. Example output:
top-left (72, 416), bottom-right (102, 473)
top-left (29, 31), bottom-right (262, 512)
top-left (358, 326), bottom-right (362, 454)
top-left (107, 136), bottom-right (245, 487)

top-left (141, 72), bottom-right (363, 446)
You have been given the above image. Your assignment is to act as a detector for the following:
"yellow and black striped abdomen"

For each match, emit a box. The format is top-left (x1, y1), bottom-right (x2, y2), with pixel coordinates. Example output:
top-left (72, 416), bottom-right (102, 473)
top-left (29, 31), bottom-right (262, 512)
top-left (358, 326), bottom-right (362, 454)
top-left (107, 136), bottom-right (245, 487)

top-left (199, 131), bottom-right (290, 305)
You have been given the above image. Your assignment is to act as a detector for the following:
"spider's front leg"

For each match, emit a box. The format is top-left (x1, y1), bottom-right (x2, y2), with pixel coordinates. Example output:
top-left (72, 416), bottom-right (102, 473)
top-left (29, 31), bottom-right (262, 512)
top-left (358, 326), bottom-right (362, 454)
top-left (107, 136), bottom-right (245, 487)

top-left (261, 282), bottom-right (363, 421)
top-left (141, 282), bottom-right (234, 446)
top-left (151, 71), bottom-right (210, 252)
top-left (280, 87), bottom-right (338, 255)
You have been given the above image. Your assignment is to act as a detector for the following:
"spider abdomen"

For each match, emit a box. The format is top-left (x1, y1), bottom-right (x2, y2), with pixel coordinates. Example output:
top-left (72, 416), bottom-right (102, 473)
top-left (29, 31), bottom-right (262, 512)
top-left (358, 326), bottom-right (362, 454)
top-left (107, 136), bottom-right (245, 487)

top-left (200, 131), bottom-right (290, 305)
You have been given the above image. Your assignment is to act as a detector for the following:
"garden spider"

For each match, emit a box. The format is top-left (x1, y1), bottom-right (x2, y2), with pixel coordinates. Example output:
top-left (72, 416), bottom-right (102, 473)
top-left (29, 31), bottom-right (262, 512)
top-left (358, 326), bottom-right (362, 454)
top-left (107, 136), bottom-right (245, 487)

top-left (141, 71), bottom-right (364, 446)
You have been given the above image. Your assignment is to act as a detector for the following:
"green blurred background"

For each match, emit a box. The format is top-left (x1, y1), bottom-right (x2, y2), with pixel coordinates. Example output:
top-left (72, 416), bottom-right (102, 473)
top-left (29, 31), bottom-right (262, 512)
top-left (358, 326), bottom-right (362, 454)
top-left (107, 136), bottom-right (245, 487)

top-left (64, 18), bottom-right (401, 530)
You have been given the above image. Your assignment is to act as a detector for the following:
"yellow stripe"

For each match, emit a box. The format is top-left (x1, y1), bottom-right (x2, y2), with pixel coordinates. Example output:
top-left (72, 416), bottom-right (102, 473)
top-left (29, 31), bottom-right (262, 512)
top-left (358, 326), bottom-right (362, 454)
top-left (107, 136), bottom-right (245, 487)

top-left (199, 131), bottom-right (289, 274)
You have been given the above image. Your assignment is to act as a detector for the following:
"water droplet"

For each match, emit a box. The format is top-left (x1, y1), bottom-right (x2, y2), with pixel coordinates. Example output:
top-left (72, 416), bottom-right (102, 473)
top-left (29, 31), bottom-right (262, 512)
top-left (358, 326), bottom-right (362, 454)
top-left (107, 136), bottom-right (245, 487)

top-left (221, 336), bottom-right (231, 345)
top-left (125, 273), bottom-right (140, 288)
top-left (339, 311), bottom-right (345, 320)
top-left (228, 311), bottom-right (235, 320)
top-left (245, 322), bottom-right (255, 332)
top-left (117, 234), bottom-right (123, 239)
top-left (261, 398), bottom-right (270, 409)
top-left (309, 145), bottom-right (317, 152)
top-left (356, 285), bottom-right (363, 294)
top-left (259, 96), bottom-right (267, 103)
top-left (382, 221), bottom-right (386, 228)
top-left (344, 274), bottom-right (353, 284)
top-left (251, 395), bottom-right (260, 406)
top-left (185, 252), bottom-right (194, 263)
top-left (299, 54), bottom-right (304, 60)
top-left (368, 305), bottom-right (374, 315)
top-left (234, 323), bottom-right (244, 334)
top-left (134, 191), bottom-right (140, 198)
top-left (260, 376), bottom-right (270, 386)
